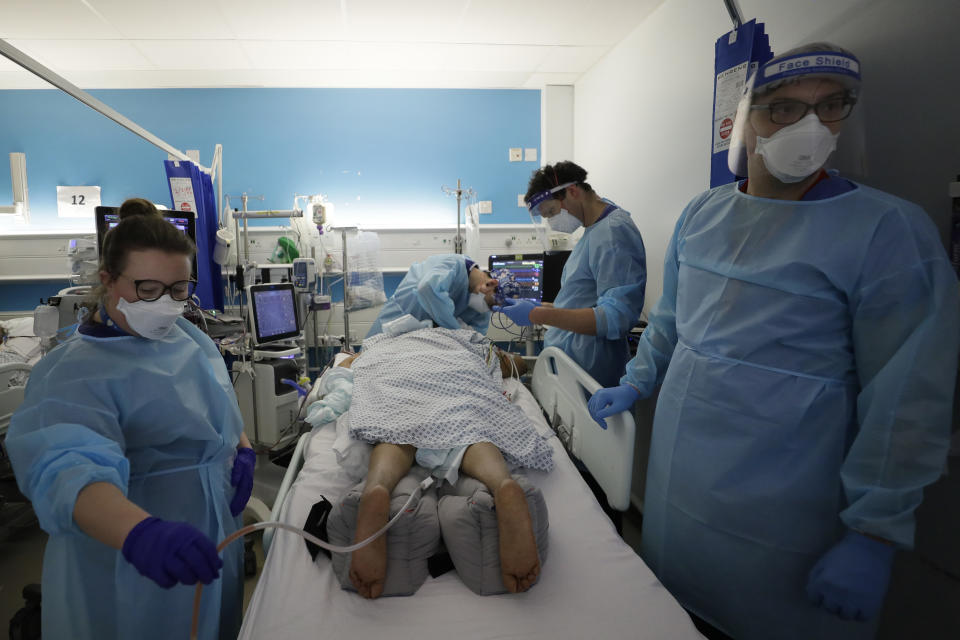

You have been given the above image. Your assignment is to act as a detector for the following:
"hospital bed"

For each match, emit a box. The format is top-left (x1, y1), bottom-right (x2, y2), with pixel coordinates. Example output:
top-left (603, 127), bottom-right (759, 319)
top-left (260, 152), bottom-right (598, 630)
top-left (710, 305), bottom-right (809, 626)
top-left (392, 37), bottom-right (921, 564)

top-left (239, 346), bottom-right (704, 640)
top-left (0, 362), bottom-right (33, 437)
top-left (0, 316), bottom-right (44, 436)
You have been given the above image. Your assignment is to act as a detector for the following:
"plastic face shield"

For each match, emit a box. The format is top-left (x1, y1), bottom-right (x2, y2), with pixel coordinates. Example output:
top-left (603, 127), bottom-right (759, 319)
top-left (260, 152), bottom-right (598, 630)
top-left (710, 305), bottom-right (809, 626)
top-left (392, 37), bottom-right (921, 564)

top-left (526, 181), bottom-right (576, 224)
top-left (728, 51), bottom-right (862, 178)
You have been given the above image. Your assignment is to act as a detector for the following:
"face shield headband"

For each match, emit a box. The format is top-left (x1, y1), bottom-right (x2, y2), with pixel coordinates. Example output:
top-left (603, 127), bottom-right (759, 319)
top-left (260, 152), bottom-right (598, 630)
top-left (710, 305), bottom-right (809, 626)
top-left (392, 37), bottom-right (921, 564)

top-left (526, 181), bottom-right (576, 222)
top-left (754, 51), bottom-right (861, 95)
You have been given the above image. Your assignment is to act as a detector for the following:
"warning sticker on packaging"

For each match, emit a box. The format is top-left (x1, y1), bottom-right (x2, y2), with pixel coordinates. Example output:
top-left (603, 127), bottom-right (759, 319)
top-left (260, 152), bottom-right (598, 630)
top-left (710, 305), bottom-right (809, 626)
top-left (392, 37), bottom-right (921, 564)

top-left (713, 61), bottom-right (748, 154)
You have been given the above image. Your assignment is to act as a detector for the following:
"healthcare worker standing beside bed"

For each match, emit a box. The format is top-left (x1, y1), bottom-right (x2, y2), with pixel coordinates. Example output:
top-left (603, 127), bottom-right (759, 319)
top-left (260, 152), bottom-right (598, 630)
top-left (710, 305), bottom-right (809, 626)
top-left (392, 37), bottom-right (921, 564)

top-left (496, 162), bottom-right (647, 387)
top-left (366, 253), bottom-right (507, 338)
top-left (6, 199), bottom-right (254, 640)
top-left (589, 43), bottom-right (959, 640)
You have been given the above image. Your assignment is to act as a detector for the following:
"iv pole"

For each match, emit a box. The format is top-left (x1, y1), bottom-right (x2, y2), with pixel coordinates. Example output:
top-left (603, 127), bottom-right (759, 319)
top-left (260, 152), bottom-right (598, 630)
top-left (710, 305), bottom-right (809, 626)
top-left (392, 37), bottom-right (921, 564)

top-left (442, 179), bottom-right (476, 254)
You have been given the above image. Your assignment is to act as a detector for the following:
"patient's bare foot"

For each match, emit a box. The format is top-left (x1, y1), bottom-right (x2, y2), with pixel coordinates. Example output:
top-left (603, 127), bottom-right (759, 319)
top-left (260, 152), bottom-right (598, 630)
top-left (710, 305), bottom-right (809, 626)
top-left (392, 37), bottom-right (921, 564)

top-left (349, 484), bottom-right (389, 599)
top-left (494, 478), bottom-right (540, 593)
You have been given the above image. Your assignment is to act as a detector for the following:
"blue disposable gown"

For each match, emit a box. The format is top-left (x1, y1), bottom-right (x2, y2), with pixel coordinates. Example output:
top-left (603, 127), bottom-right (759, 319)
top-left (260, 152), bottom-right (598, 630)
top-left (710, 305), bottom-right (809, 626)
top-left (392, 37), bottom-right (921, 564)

top-left (622, 182), bottom-right (958, 640)
top-left (545, 204), bottom-right (646, 387)
top-left (6, 317), bottom-right (244, 640)
top-left (366, 253), bottom-right (490, 338)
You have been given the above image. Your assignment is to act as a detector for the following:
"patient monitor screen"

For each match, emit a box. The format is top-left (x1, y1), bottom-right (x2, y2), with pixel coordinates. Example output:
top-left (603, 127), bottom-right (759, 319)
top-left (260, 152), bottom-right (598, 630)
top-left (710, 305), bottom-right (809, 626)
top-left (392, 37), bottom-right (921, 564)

top-left (488, 254), bottom-right (544, 303)
top-left (250, 284), bottom-right (300, 344)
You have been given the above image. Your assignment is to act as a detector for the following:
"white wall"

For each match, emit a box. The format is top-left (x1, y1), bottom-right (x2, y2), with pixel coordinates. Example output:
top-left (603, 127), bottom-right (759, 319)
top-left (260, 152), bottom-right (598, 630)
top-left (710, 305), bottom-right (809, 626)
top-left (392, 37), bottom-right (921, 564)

top-left (542, 85), bottom-right (575, 165)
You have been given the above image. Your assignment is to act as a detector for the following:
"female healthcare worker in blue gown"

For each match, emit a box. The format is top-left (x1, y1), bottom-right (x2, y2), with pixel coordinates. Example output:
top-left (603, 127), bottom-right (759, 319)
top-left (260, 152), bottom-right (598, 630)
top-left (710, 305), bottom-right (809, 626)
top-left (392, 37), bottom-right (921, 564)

top-left (589, 44), bottom-right (958, 640)
top-left (366, 253), bottom-right (505, 338)
top-left (7, 199), bottom-right (255, 640)
top-left (496, 161), bottom-right (647, 387)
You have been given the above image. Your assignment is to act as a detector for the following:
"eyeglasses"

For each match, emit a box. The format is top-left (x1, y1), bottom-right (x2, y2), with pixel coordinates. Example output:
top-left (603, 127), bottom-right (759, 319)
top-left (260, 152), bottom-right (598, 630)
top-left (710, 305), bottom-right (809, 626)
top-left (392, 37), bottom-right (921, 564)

top-left (120, 275), bottom-right (197, 302)
top-left (750, 95), bottom-right (857, 125)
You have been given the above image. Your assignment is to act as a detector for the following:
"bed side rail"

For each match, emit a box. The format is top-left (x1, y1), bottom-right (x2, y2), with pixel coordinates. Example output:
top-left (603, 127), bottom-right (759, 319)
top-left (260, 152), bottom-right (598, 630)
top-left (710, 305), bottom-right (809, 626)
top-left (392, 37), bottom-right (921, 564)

top-left (262, 432), bottom-right (311, 555)
top-left (531, 347), bottom-right (635, 511)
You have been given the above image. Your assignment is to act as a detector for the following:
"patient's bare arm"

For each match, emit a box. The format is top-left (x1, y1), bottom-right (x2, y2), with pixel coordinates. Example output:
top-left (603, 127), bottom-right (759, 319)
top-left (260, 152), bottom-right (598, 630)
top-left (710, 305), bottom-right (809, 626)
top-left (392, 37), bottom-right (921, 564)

top-left (496, 349), bottom-right (528, 378)
top-left (337, 353), bottom-right (360, 369)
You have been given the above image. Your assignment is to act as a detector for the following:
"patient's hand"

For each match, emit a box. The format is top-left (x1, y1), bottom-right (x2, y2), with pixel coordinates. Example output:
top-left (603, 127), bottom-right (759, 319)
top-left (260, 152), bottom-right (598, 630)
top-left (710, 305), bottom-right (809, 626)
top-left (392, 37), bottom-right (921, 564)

top-left (496, 350), bottom-right (528, 378)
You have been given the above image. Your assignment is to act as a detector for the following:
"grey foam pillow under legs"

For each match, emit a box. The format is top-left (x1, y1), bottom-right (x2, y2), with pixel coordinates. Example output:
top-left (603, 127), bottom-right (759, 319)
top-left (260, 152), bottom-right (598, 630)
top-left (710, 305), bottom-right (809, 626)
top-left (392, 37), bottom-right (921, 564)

top-left (437, 475), bottom-right (549, 595)
top-left (326, 466), bottom-right (441, 597)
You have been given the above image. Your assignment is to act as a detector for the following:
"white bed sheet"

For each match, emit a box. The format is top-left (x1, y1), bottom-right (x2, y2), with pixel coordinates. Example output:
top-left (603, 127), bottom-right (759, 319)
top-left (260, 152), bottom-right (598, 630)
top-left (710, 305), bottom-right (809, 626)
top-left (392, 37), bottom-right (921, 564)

top-left (239, 379), bottom-right (703, 640)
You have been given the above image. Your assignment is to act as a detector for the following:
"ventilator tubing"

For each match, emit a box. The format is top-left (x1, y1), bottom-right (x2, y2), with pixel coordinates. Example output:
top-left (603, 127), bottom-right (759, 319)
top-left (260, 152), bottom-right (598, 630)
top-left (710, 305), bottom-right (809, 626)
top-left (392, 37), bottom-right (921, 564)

top-left (190, 476), bottom-right (435, 639)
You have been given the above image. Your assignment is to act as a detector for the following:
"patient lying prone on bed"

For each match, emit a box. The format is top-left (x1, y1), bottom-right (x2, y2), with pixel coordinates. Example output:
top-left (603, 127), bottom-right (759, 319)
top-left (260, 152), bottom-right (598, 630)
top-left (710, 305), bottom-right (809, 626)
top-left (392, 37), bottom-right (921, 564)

top-left (339, 328), bottom-right (552, 599)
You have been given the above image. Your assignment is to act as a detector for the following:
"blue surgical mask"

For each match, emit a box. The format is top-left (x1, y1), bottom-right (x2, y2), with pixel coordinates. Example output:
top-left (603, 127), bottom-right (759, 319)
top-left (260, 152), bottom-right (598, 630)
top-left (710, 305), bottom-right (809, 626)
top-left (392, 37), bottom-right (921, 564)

top-left (546, 209), bottom-right (582, 234)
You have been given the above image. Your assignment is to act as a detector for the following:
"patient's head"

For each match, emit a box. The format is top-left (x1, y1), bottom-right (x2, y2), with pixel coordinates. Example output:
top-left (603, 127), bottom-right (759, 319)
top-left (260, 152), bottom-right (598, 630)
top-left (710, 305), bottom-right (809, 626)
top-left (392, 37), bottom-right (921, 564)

top-left (468, 268), bottom-right (499, 306)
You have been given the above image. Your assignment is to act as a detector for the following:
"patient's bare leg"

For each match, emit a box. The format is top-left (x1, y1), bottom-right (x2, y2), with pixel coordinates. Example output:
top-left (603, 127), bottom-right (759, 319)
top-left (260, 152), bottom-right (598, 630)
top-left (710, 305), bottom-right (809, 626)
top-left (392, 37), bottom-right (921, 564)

top-left (461, 442), bottom-right (540, 593)
top-left (350, 443), bottom-right (416, 599)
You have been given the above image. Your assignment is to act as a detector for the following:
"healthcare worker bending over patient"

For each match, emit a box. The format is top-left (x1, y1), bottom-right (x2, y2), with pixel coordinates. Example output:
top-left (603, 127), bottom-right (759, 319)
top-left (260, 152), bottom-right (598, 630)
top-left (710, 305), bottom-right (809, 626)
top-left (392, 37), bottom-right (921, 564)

top-left (589, 43), bottom-right (958, 640)
top-left (366, 253), bottom-right (508, 338)
top-left (7, 199), bottom-right (254, 640)
top-left (496, 162), bottom-right (646, 387)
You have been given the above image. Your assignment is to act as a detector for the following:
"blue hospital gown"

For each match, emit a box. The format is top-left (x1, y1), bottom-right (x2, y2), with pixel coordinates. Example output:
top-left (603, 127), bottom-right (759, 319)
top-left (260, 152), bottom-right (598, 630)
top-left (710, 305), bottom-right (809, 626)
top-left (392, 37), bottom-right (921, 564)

top-left (6, 317), bottom-right (245, 640)
top-left (623, 181), bottom-right (958, 640)
top-left (545, 202), bottom-right (646, 386)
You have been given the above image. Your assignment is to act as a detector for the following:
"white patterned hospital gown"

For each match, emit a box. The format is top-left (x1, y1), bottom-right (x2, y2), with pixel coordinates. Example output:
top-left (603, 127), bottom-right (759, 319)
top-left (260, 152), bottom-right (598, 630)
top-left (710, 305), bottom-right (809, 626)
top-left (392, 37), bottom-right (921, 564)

top-left (349, 328), bottom-right (554, 472)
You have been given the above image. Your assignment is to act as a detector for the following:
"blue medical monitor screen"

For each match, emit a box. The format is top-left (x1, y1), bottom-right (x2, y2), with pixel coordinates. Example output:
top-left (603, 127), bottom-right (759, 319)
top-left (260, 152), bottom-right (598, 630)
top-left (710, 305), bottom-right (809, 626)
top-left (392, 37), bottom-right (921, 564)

top-left (249, 283), bottom-right (300, 344)
top-left (488, 254), bottom-right (544, 304)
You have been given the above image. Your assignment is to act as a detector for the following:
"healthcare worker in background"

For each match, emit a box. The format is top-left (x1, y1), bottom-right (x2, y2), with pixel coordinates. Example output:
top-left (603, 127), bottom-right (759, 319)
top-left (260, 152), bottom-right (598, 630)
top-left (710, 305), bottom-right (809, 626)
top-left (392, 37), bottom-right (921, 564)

top-left (366, 253), bottom-right (516, 338)
top-left (589, 43), bottom-right (958, 640)
top-left (7, 199), bottom-right (254, 640)
top-left (495, 161), bottom-right (646, 387)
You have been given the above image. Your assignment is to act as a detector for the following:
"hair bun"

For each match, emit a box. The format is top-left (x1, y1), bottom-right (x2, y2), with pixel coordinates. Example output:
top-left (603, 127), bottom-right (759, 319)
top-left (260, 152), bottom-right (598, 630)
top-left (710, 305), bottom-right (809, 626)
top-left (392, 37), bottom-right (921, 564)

top-left (117, 197), bottom-right (161, 220)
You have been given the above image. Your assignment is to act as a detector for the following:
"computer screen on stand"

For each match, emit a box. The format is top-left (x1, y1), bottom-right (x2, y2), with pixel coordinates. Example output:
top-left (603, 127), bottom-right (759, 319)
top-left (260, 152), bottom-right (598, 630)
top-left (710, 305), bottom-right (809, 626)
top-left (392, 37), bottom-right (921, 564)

top-left (247, 283), bottom-right (301, 346)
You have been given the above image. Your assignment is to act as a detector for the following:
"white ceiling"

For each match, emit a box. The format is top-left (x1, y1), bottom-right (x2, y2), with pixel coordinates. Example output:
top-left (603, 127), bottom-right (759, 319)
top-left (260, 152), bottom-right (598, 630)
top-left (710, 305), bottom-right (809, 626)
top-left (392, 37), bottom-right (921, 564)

top-left (0, 0), bottom-right (664, 89)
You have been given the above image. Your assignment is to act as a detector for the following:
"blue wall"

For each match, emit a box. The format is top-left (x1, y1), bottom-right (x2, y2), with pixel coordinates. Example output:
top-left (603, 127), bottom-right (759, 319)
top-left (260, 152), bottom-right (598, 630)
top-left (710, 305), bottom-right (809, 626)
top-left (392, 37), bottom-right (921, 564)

top-left (0, 88), bottom-right (541, 228)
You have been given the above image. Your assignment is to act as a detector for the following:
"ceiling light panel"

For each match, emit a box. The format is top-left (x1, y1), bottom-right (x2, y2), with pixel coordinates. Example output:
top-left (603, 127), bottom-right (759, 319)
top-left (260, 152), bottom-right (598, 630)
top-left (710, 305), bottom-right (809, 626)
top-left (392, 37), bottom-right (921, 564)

top-left (135, 40), bottom-right (252, 70)
top-left (81, 0), bottom-right (235, 39)
top-left (0, 0), bottom-right (123, 39)
top-left (5, 39), bottom-right (153, 71)
top-left (214, 0), bottom-right (346, 41)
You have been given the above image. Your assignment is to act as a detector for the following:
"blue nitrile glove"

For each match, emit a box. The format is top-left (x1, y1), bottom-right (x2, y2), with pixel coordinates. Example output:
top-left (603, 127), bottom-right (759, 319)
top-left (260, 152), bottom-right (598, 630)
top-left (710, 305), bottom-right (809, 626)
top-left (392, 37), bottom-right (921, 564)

top-left (805, 530), bottom-right (896, 621)
top-left (230, 447), bottom-right (256, 517)
top-left (122, 517), bottom-right (223, 588)
top-left (492, 297), bottom-right (539, 326)
top-left (587, 384), bottom-right (640, 429)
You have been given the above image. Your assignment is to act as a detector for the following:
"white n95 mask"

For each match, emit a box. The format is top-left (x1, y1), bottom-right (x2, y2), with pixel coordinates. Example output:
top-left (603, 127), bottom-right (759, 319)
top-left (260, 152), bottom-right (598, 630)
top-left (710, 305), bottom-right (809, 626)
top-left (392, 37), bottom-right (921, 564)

top-left (755, 113), bottom-right (839, 184)
top-left (468, 292), bottom-right (490, 313)
top-left (546, 210), bottom-right (582, 234)
top-left (116, 294), bottom-right (185, 339)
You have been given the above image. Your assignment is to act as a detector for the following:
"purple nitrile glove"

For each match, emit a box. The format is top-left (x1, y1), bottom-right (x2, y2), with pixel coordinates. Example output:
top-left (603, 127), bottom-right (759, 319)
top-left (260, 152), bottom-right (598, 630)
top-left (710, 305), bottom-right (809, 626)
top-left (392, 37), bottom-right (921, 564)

top-left (230, 447), bottom-right (256, 517)
top-left (121, 517), bottom-right (222, 588)
top-left (492, 297), bottom-right (539, 326)
top-left (806, 530), bottom-right (896, 621)
top-left (587, 384), bottom-right (640, 429)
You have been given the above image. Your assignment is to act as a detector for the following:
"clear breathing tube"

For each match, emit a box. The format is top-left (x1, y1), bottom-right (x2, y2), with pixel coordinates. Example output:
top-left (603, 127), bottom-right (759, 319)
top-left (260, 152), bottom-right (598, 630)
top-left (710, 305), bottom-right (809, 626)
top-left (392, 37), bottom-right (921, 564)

top-left (190, 476), bottom-right (435, 639)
